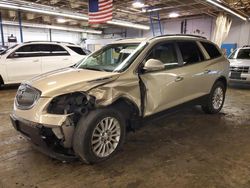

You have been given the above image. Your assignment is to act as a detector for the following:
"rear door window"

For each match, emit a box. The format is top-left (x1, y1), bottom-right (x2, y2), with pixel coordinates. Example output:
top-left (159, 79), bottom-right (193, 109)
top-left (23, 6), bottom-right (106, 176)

top-left (200, 42), bottom-right (221, 59)
top-left (51, 45), bottom-right (69, 56)
top-left (67, 46), bottom-right (86, 55)
top-left (177, 41), bottom-right (205, 65)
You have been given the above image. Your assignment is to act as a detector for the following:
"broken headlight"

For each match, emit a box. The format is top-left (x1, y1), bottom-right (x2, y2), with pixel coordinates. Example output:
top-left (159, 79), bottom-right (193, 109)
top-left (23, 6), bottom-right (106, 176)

top-left (47, 92), bottom-right (95, 115)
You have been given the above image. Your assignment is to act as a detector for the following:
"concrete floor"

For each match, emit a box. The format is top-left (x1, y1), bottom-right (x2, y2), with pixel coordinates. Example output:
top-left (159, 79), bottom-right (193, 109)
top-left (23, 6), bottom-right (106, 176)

top-left (0, 84), bottom-right (250, 188)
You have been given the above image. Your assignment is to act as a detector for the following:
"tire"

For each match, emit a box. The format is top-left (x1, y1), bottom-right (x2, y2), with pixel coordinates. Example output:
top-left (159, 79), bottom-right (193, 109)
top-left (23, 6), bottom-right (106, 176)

top-left (73, 107), bottom-right (126, 164)
top-left (202, 81), bottom-right (226, 114)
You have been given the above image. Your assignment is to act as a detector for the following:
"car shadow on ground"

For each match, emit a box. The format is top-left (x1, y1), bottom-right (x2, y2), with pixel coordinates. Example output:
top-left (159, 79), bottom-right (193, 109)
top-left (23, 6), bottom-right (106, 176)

top-left (0, 84), bottom-right (19, 91)
top-left (229, 83), bottom-right (250, 90)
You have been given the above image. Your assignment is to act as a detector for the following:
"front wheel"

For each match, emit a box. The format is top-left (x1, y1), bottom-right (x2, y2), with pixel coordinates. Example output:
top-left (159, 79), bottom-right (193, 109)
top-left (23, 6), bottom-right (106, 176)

top-left (73, 108), bottom-right (126, 164)
top-left (202, 81), bottom-right (226, 114)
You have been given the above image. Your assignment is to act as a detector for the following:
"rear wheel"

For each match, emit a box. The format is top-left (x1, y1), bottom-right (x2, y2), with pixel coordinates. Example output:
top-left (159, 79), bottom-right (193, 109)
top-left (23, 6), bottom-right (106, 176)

top-left (202, 81), bottom-right (226, 114)
top-left (73, 108), bottom-right (126, 164)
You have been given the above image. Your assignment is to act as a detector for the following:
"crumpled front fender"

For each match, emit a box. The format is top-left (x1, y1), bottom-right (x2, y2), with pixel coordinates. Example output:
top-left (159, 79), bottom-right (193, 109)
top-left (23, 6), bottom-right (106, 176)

top-left (88, 75), bottom-right (142, 115)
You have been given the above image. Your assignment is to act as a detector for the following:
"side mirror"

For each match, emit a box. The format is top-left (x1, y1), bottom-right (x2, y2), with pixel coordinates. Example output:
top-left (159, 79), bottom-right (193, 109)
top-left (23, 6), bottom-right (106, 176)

top-left (143, 59), bottom-right (165, 72)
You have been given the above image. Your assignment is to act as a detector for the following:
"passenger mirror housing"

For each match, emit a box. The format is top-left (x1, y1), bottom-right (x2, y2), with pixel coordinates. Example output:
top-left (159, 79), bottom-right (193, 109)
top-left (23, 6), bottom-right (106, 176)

top-left (143, 59), bottom-right (165, 72)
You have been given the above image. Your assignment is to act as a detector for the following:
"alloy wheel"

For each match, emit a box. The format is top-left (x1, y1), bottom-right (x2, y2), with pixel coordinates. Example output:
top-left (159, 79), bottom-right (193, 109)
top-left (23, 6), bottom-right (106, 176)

top-left (91, 117), bottom-right (121, 158)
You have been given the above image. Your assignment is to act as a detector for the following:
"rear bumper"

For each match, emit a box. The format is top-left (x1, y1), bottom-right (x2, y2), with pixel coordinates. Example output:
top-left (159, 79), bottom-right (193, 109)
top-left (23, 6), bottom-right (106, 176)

top-left (10, 114), bottom-right (77, 162)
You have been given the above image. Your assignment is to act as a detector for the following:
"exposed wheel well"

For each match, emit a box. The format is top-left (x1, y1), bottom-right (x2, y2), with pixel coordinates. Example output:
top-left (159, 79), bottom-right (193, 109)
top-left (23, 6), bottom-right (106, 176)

top-left (111, 98), bottom-right (140, 117)
top-left (216, 76), bottom-right (227, 89)
top-left (109, 98), bottom-right (140, 131)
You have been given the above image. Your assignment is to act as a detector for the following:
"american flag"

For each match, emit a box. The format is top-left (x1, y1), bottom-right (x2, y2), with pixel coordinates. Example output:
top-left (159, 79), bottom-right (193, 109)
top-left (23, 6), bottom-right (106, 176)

top-left (88, 0), bottom-right (113, 24)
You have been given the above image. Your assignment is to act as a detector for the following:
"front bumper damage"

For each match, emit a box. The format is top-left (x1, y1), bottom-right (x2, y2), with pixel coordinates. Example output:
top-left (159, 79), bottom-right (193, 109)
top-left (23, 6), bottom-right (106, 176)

top-left (10, 114), bottom-right (78, 162)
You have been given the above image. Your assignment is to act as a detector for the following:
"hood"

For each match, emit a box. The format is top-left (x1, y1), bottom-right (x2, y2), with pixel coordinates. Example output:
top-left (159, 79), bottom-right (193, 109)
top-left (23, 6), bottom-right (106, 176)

top-left (229, 59), bottom-right (250, 67)
top-left (26, 68), bottom-right (119, 97)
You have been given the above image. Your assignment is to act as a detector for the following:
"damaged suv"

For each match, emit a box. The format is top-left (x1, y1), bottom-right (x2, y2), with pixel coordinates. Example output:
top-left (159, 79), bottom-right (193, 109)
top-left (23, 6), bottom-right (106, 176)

top-left (10, 35), bottom-right (229, 164)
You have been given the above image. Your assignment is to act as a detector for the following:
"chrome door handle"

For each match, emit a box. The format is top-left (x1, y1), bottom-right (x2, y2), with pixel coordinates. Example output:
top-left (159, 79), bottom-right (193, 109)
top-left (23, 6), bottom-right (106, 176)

top-left (175, 76), bottom-right (184, 82)
top-left (63, 58), bottom-right (69, 60)
top-left (33, 59), bottom-right (39, 62)
top-left (204, 69), bottom-right (211, 74)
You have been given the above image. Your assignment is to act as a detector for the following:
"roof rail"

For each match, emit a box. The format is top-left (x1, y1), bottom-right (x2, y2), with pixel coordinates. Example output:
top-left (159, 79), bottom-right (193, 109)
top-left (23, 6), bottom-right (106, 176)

top-left (150, 34), bottom-right (207, 40)
top-left (24, 41), bottom-right (76, 45)
top-left (243, 45), bottom-right (250, 48)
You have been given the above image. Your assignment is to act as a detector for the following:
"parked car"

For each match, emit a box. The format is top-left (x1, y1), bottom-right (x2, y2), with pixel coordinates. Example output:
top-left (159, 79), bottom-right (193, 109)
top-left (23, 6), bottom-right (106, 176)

top-left (0, 45), bottom-right (7, 53)
top-left (10, 35), bottom-right (229, 164)
top-left (0, 41), bottom-right (87, 86)
top-left (228, 46), bottom-right (250, 83)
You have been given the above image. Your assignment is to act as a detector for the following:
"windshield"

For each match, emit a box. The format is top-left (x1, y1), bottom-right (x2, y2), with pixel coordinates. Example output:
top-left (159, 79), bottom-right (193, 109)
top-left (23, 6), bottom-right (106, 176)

top-left (229, 49), bottom-right (250, 59)
top-left (0, 44), bottom-right (18, 55)
top-left (77, 42), bottom-right (147, 72)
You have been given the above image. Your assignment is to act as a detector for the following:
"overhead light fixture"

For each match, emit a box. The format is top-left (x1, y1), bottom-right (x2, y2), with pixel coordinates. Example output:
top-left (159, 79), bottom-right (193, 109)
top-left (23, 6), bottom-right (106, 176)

top-left (132, 0), bottom-right (145, 8)
top-left (0, 2), bottom-right (150, 30)
top-left (206, 0), bottom-right (247, 21)
top-left (169, 12), bottom-right (180, 18)
top-left (57, 18), bottom-right (67, 23)
top-left (143, 7), bottom-right (162, 12)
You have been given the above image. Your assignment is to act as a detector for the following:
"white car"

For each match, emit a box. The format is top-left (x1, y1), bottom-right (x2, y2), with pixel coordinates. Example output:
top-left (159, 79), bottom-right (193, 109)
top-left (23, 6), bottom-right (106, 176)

top-left (0, 41), bottom-right (87, 86)
top-left (229, 46), bottom-right (250, 83)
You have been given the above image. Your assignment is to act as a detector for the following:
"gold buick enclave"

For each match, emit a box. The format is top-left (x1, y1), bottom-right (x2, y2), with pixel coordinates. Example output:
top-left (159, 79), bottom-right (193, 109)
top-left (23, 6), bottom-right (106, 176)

top-left (10, 35), bottom-right (229, 164)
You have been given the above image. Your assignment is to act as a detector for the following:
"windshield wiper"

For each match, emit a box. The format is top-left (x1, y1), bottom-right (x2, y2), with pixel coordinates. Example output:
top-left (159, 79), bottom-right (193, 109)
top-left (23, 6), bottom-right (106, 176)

top-left (82, 67), bottom-right (108, 72)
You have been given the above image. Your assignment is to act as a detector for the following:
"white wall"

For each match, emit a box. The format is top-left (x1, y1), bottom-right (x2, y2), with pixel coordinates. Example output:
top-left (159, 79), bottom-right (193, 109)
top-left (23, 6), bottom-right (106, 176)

top-left (100, 16), bottom-right (214, 40)
top-left (99, 16), bottom-right (248, 49)
top-left (224, 18), bottom-right (250, 47)
top-left (49, 30), bottom-right (81, 44)
top-left (2, 15), bottom-right (246, 51)
top-left (143, 16), bottom-right (214, 39)
top-left (2, 24), bottom-right (83, 46)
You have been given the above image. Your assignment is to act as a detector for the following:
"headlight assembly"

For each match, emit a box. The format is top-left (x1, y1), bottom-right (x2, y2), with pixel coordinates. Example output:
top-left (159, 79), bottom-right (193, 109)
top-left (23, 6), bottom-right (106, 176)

top-left (15, 84), bottom-right (41, 110)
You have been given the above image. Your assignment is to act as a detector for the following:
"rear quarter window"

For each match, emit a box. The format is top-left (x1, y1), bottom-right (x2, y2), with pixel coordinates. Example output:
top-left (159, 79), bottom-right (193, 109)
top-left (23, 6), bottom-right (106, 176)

top-left (201, 42), bottom-right (221, 59)
top-left (50, 44), bottom-right (69, 56)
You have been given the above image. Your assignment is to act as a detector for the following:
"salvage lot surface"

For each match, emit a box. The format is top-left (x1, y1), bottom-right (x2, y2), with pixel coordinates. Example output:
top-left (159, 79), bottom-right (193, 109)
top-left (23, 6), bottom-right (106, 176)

top-left (0, 84), bottom-right (250, 188)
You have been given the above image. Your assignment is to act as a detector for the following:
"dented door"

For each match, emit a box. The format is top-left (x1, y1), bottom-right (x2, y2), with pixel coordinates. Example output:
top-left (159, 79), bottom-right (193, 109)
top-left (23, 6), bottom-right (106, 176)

top-left (140, 68), bottom-right (187, 117)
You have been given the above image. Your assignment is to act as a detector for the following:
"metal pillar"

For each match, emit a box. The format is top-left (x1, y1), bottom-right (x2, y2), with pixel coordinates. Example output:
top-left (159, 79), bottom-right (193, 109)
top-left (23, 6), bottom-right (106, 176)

top-left (181, 19), bottom-right (187, 34)
top-left (184, 19), bottom-right (187, 34)
top-left (49, 29), bottom-right (52, 41)
top-left (18, 11), bottom-right (23, 43)
top-left (0, 12), bottom-right (4, 46)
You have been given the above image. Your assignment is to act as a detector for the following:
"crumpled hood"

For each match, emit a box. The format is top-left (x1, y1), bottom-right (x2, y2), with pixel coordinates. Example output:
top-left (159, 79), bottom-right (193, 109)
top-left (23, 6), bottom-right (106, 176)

top-left (229, 59), bottom-right (250, 67)
top-left (25, 68), bottom-right (119, 97)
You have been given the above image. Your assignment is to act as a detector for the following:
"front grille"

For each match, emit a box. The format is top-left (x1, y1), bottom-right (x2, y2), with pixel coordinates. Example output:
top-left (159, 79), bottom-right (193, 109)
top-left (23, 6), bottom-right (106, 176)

top-left (230, 66), bottom-right (249, 73)
top-left (230, 76), bottom-right (247, 80)
top-left (15, 84), bottom-right (41, 110)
